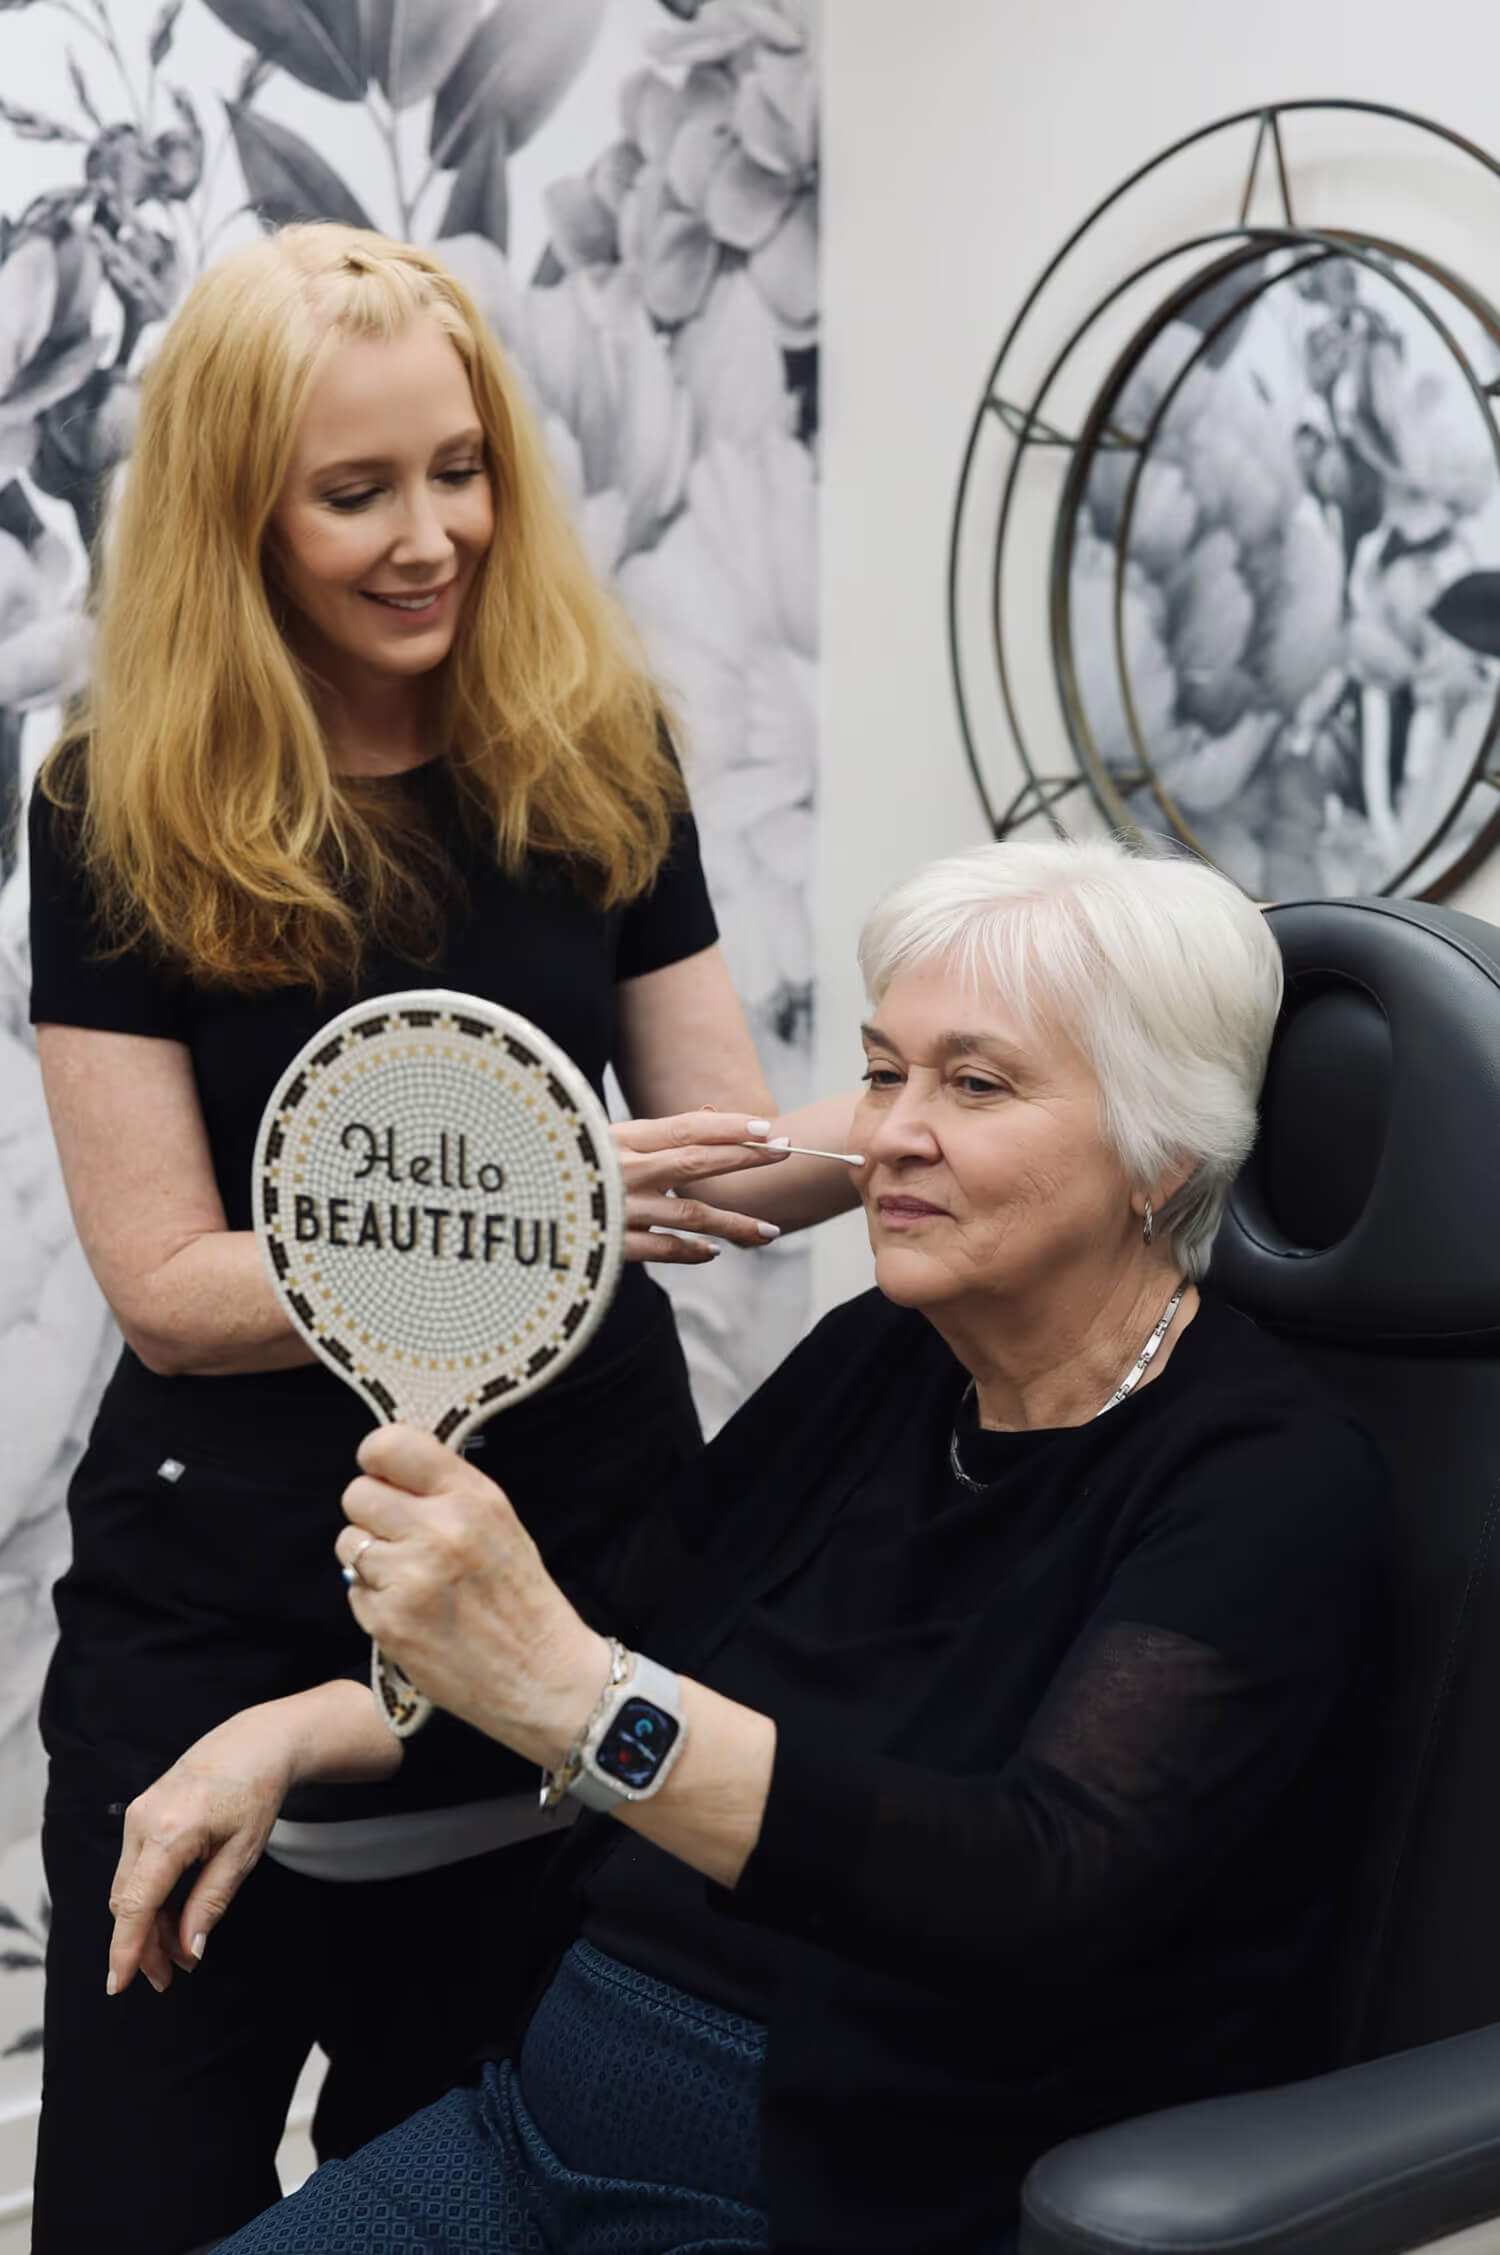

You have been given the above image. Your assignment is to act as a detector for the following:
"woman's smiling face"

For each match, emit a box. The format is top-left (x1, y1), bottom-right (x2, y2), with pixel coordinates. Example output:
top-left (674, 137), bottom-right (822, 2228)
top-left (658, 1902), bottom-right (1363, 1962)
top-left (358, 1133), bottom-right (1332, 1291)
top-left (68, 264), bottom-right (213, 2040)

top-left (267, 314), bottom-right (495, 696)
top-left (853, 959), bottom-right (1138, 1311)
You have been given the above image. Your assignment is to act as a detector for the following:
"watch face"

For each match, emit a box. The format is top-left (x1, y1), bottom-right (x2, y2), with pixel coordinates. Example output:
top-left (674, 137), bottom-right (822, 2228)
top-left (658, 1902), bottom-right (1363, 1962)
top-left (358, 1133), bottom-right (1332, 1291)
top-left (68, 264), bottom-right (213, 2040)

top-left (595, 1697), bottom-right (680, 1792)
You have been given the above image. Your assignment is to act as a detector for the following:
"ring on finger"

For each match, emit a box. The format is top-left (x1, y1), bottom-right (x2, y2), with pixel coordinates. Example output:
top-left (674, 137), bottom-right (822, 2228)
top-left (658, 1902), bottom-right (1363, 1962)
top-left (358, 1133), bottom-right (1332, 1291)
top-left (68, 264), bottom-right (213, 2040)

top-left (341, 1536), bottom-right (374, 1588)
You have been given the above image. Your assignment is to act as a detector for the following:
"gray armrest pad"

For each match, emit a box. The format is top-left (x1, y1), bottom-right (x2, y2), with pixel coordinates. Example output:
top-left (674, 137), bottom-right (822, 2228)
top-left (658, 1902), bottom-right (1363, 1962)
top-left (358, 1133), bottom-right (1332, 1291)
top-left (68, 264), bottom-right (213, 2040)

top-left (1021, 2023), bottom-right (1500, 2255)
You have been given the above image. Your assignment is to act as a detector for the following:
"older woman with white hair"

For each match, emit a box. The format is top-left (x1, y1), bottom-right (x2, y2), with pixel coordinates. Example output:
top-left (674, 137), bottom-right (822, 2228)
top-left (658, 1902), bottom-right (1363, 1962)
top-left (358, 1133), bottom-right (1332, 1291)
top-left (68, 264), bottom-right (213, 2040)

top-left (105, 839), bottom-right (1382, 2255)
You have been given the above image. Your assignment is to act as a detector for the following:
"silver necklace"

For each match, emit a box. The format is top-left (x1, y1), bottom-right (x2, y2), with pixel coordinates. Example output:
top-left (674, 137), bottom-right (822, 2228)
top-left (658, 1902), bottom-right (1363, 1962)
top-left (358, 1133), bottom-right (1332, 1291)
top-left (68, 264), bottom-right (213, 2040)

top-left (948, 1281), bottom-right (1188, 1494)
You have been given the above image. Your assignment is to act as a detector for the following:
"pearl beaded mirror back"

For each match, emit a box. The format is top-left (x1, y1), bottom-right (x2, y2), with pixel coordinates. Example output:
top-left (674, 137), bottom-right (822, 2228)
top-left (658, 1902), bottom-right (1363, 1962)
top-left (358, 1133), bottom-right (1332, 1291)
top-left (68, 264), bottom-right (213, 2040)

top-left (252, 988), bottom-right (626, 1735)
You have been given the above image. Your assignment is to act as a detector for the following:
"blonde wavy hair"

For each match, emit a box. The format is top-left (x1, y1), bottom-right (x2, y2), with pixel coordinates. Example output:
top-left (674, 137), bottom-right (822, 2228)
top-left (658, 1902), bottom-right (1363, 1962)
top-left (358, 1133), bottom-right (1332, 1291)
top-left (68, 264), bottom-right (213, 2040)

top-left (43, 223), bottom-right (682, 989)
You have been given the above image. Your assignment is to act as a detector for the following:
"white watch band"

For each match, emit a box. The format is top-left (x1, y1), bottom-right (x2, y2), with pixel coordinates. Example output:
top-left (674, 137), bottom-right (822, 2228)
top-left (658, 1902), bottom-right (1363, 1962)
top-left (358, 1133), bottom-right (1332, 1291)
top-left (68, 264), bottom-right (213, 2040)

top-left (568, 1651), bottom-right (685, 1812)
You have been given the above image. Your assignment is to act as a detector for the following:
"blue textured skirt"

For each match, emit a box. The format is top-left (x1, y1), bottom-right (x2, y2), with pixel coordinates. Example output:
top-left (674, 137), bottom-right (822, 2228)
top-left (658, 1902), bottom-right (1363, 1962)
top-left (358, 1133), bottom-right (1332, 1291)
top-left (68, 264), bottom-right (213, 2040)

top-left (218, 1940), bottom-right (769, 2252)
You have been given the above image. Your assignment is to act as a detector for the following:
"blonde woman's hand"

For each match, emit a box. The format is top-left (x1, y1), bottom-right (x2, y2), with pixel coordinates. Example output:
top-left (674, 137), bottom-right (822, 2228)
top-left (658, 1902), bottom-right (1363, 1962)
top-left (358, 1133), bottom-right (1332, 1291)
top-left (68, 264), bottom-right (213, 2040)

top-left (611, 1109), bottom-right (790, 1265)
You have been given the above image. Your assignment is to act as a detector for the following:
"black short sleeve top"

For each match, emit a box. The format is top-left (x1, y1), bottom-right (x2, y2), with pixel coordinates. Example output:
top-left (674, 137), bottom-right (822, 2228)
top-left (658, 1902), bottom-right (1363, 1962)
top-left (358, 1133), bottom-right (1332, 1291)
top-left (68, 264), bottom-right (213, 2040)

top-left (25, 759), bottom-right (718, 1783)
top-left (27, 760), bottom-right (718, 1230)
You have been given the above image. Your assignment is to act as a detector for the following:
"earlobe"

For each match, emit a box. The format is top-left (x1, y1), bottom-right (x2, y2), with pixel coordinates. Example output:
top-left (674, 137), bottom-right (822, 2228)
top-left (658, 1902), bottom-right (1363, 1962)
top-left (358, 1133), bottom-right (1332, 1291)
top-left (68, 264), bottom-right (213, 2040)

top-left (1135, 1162), bottom-right (1194, 1247)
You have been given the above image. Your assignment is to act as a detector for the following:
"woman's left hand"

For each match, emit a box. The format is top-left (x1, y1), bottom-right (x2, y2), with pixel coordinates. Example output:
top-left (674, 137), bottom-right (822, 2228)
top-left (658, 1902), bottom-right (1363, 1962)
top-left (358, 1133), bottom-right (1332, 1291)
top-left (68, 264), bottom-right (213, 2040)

top-left (612, 1109), bottom-right (791, 1264)
top-left (337, 1426), bottom-right (608, 1764)
top-left (107, 1705), bottom-right (300, 1997)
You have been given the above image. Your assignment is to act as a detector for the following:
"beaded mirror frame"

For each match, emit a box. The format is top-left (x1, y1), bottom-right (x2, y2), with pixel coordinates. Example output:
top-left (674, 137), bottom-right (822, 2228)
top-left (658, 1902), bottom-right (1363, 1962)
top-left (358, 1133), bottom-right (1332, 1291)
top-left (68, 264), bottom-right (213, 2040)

top-left (252, 988), bottom-right (627, 1735)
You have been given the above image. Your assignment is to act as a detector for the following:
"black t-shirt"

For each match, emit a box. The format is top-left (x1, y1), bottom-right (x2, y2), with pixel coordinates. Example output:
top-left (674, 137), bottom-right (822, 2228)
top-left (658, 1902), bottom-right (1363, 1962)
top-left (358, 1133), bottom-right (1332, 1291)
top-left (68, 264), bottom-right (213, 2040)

top-left (27, 763), bottom-right (718, 1800)
top-left (571, 1291), bottom-right (1384, 2249)
top-left (28, 761), bottom-right (716, 1228)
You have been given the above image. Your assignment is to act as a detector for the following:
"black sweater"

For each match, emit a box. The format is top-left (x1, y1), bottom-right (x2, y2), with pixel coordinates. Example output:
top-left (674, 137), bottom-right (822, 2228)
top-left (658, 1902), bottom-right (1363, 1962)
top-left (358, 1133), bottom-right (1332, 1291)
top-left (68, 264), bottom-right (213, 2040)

top-left (539, 1287), bottom-right (1384, 2253)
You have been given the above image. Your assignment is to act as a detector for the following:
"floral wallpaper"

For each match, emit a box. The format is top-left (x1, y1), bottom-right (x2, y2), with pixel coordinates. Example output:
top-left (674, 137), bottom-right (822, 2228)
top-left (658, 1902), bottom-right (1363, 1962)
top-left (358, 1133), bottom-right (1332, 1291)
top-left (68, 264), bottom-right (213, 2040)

top-left (0, 0), bottom-right (819, 2069)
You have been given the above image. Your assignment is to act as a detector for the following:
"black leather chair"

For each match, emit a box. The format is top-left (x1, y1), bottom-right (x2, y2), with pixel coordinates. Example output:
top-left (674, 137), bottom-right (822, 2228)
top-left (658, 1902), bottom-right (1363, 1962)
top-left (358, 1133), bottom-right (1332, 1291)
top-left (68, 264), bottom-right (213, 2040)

top-left (1022, 896), bottom-right (1500, 2255)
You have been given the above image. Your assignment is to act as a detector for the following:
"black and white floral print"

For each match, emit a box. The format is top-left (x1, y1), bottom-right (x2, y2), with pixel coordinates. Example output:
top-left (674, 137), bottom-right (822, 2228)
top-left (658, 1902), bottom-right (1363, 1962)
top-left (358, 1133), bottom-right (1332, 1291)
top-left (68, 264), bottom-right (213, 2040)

top-left (1070, 249), bottom-right (1500, 900)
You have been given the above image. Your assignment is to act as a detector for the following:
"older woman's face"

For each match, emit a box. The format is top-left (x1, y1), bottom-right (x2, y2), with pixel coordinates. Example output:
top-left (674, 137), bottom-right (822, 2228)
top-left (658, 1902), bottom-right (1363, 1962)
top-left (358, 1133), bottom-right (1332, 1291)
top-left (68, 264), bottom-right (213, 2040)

top-left (854, 962), bottom-right (1134, 1311)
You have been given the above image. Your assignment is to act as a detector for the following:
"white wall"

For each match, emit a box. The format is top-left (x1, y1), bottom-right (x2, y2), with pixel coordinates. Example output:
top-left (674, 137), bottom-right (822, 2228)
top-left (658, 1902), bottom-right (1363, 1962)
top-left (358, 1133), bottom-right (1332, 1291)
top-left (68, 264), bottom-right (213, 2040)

top-left (812, 0), bottom-right (1500, 1317)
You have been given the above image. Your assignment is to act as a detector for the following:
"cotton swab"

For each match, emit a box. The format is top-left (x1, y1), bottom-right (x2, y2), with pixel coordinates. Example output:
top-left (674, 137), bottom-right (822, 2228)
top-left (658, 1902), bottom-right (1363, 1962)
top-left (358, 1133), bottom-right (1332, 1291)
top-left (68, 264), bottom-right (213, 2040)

top-left (742, 1139), bottom-right (865, 1164)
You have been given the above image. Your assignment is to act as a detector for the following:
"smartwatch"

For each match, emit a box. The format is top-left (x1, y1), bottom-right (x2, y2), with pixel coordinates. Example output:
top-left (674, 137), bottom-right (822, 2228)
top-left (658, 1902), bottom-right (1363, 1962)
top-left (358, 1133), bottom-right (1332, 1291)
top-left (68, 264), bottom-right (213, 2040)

top-left (568, 1651), bottom-right (686, 1812)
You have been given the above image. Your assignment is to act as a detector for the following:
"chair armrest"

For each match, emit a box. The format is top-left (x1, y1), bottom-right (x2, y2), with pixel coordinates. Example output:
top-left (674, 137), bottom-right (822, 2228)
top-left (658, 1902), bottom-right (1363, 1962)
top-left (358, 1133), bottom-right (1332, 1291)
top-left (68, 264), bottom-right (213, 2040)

top-left (1021, 2023), bottom-right (1500, 2255)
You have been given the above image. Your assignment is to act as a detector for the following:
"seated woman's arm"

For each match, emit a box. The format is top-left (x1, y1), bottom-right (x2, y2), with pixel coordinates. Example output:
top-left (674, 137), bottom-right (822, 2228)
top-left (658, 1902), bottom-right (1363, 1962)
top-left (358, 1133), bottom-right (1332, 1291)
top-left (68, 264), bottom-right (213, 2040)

top-left (329, 1428), bottom-right (776, 1893)
top-left (110, 1410), bottom-right (1377, 1996)
top-left (336, 1415), bottom-right (1379, 1991)
top-left (716, 1415), bottom-right (1381, 1989)
top-left (106, 1678), bottom-right (399, 1995)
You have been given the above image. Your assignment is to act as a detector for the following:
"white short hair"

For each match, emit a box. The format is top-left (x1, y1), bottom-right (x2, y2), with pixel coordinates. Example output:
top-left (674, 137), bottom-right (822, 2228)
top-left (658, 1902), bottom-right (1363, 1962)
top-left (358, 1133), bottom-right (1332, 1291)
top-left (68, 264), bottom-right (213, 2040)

top-left (857, 837), bottom-right (1283, 1280)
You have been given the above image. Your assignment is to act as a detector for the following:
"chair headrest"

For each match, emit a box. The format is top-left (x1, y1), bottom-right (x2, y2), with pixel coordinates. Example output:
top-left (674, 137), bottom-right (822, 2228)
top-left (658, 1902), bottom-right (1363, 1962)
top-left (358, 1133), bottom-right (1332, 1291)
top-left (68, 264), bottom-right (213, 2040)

top-left (1211, 897), bottom-right (1500, 1347)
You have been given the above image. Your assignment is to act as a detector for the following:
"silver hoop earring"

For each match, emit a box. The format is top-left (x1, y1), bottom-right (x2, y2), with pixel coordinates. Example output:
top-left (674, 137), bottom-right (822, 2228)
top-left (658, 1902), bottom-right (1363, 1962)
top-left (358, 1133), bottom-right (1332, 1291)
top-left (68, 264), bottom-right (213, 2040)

top-left (1142, 1198), bottom-right (1154, 1246)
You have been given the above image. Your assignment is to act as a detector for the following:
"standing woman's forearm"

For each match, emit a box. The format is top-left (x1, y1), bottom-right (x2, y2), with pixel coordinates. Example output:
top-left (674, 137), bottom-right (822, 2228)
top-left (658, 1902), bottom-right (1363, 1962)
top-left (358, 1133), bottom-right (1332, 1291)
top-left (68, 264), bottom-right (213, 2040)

top-left (126, 1230), bottom-right (317, 1374)
top-left (37, 1022), bottom-right (314, 1376)
top-left (613, 951), bottom-right (863, 1233)
top-left (694, 1091), bottom-right (865, 1230)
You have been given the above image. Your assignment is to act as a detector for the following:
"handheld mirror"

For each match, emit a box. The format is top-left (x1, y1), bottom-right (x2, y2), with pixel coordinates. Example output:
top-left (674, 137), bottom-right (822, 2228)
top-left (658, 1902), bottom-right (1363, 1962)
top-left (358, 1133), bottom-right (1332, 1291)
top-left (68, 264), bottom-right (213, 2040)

top-left (252, 988), bottom-right (627, 1737)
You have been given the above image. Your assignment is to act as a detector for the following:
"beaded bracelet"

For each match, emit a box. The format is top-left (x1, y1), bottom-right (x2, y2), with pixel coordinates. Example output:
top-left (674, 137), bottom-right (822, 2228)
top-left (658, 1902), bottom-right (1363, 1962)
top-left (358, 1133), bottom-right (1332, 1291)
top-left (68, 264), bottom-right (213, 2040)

top-left (538, 1636), bottom-right (633, 1812)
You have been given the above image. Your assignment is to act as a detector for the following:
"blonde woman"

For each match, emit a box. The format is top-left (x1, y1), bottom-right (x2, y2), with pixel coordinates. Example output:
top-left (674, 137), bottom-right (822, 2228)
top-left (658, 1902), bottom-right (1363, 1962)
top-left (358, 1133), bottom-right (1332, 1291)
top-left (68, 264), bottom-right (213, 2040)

top-left (26, 225), bottom-right (853, 2255)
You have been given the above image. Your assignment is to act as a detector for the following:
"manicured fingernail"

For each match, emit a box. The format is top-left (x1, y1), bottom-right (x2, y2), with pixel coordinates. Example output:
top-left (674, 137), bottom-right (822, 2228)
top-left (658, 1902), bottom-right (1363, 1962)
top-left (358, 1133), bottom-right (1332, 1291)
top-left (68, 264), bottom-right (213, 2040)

top-left (145, 1971), bottom-right (166, 1995)
top-left (746, 1118), bottom-right (771, 1138)
top-left (757, 1222), bottom-right (781, 1239)
top-left (767, 1136), bottom-right (791, 1148)
top-left (192, 1932), bottom-right (207, 1961)
top-left (106, 1970), bottom-right (118, 1997)
top-left (704, 1243), bottom-right (723, 1258)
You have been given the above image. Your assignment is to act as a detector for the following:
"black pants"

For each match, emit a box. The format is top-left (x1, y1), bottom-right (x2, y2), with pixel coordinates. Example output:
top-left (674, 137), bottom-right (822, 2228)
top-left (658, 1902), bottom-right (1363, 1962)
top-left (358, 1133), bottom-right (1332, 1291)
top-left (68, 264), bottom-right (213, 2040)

top-left (34, 1750), bottom-right (563, 2254)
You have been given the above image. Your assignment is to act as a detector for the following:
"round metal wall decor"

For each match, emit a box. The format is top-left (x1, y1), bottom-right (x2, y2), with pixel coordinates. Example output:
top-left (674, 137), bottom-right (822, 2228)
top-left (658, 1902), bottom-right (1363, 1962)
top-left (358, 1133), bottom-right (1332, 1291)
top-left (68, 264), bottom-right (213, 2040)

top-left (949, 102), bottom-right (1500, 900)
